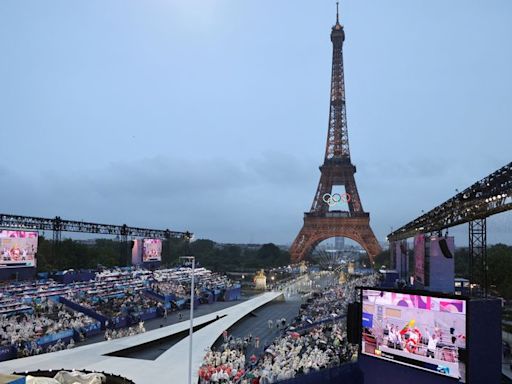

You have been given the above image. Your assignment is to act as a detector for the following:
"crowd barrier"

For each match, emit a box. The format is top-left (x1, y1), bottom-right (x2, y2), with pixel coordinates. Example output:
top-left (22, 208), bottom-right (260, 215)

top-left (36, 329), bottom-right (74, 348)
top-left (80, 321), bottom-right (102, 337)
top-left (213, 289), bottom-right (222, 301)
top-left (143, 289), bottom-right (165, 303)
top-left (0, 345), bottom-right (16, 362)
top-left (111, 316), bottom-right (128, 329)
top-left (139, 307), bottom-right (158, 321)
top-left (223, 285), bottom-right (241, 301)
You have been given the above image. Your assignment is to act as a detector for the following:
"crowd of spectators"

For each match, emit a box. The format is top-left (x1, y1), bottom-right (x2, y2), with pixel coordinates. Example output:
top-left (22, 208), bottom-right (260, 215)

top-left (199, 338), bottom-right (247, 384)
top-left (243, 322), bottom-right (354, 383)
top-left (104, 320), bottom-right (146, 340)
top-left (198, 272), bottom-right (380, 384)
top-left (297, 273), bottom-right (380, 326)
top-left (0, 297), bottom-right (97, 357)
top-left (63, 267), bottom-right (239, 322)
top-left (151, 267), bottom-right (238, 298)
top-left (0, 266), bottom-right (238, 362)
top-left (0, 299), bottom-right (95, 345)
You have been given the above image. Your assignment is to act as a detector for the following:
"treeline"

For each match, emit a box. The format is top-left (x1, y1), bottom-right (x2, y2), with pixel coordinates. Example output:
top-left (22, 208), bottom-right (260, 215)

top-left (173, 240), bottom-right (290, 272)
top-left (37, 238), bottom-right (132, 271)
top-left (35, 237), bottom-right (290, 273)
top-left (373, 243), bottom-right (512, 299)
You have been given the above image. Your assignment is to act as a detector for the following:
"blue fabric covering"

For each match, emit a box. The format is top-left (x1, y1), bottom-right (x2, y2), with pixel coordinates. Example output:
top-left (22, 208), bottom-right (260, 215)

top-left (7, 377), bottom-right (25, 384)
top-left (223, 286), bottom-right (241, 301)
top-left (111, 316), bottom-right (128, 329)
top-left (36, 329), bottom-right (74, 347)
top-left (164, 293), bottom-right (176, 303)
top-left (0, 346), bottom-right (16, 362)
top-left (81, 322), bottom-right (102, 337)
top-left (8, 377), bottom-right (25, 384)
top-left (139, 307), bottom-right (158, 320)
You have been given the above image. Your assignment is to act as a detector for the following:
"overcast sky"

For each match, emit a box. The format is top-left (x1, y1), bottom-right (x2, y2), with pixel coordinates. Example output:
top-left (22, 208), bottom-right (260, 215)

top-left (1, 0), bottom-right (511, 246)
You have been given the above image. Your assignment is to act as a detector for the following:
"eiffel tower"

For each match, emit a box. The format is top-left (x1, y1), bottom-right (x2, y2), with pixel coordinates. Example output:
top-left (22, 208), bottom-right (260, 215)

top-left (290, 4), bottom-right (381, 262)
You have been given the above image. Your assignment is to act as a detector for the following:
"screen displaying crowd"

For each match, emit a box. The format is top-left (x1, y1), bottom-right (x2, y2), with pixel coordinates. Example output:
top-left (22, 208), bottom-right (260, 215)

top-left (0, 230), bottom-right (38, 268)
top-left (142, 239), bottom-right (162, 262)
top-left (361, 289), bottom-right (467, 382)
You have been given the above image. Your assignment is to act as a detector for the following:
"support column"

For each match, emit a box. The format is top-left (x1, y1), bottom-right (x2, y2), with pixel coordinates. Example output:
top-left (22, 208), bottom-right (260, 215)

top-left (120, 224), bottom-right (129, 266)
top-left (52, 216), bottom-right (62, 263)
top-left (468, 218), bottom-right (487, 297)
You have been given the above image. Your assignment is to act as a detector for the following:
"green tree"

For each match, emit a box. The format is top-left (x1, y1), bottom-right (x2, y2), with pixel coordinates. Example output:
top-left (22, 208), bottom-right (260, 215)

top-left (257, 243), bottom-right (281, 260)
top-left (373, 249), bottom-right (390, 270)
top-left (487, 244), bottom-right (512, 299)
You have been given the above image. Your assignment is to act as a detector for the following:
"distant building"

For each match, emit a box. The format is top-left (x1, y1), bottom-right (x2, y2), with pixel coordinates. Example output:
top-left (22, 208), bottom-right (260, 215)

top-left (334, 237), bottom-right (345, 251)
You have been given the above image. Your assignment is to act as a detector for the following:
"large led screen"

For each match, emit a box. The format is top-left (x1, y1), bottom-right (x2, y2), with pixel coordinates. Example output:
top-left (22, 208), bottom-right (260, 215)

top-left (361, 289), bottom-right (467, 382)
top-left (142, 239), bottom-right (162, 262)
top-left (131, 239), bottom-right (142, 265)
top-left (0, 230), bottom-right (38, 268)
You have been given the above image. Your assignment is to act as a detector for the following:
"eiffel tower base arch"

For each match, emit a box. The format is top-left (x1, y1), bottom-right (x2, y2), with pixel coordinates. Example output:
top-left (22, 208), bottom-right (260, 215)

top-left (290, 214), bottom-right (381, 263)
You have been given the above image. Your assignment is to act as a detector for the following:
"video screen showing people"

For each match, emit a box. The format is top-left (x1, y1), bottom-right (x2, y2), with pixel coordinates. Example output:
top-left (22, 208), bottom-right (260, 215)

top-left (0, 230), bottom-right (38, 268)
top-left (361, 289), bottom-right (467, 382)
top-left (142, 239), bottom-right (162, 262)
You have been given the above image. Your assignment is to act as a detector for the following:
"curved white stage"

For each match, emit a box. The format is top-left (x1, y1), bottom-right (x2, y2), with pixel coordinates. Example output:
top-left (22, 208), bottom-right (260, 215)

top-left (0, 292), bottom-right (282, 384)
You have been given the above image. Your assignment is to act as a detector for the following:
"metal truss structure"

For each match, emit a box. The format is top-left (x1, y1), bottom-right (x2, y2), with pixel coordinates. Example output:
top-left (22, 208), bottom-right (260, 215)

top-left (469, 218), bottom-right (487, 296)
top-left (0, 213), bottom-right (191, 266)
top-left (387, 162), bottom-right (512, 241)
top-left (387, 162), bottom-right (511, 296)
top-left (0, 213), bottom-right (190, 240)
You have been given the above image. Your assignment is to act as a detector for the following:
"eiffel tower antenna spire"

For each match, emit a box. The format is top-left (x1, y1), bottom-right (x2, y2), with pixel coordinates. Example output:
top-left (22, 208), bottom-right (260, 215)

top-left (336, 2), bottom-right (339, 24)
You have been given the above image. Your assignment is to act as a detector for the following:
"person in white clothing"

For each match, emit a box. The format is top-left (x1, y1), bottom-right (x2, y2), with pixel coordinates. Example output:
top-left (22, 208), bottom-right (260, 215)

top-left (426, 330), bottom-right (439, 358)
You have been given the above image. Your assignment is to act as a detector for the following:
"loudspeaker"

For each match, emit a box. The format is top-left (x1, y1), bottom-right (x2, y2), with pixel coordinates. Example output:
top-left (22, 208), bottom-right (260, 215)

top-left (347, 302), bottom-right (361, 344)
top-left (439, 238), bottom-right (453, 258)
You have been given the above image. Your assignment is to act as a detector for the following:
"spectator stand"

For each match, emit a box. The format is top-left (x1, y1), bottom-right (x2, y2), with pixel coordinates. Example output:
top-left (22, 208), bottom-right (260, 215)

top-left (0, 266), bottom-right (239, 363)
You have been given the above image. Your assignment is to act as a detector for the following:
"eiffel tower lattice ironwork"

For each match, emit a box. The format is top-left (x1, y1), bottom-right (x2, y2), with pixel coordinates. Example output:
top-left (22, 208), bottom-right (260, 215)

top-left (290, 5), bottom-right (381, 263)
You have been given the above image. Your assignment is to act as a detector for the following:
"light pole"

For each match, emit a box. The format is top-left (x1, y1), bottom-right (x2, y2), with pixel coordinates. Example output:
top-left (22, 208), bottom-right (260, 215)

top-left (181, 255), bottom-right (195, 384)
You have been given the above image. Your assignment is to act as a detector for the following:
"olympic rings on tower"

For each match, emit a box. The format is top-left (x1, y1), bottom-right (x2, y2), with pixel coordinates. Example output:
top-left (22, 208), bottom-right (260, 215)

top-left (322, 192), bottom-right (351, 207)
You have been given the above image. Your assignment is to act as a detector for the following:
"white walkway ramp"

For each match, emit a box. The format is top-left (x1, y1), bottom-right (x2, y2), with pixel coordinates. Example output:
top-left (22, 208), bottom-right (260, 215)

top-left (0, 292), bottom-right (282, 384)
